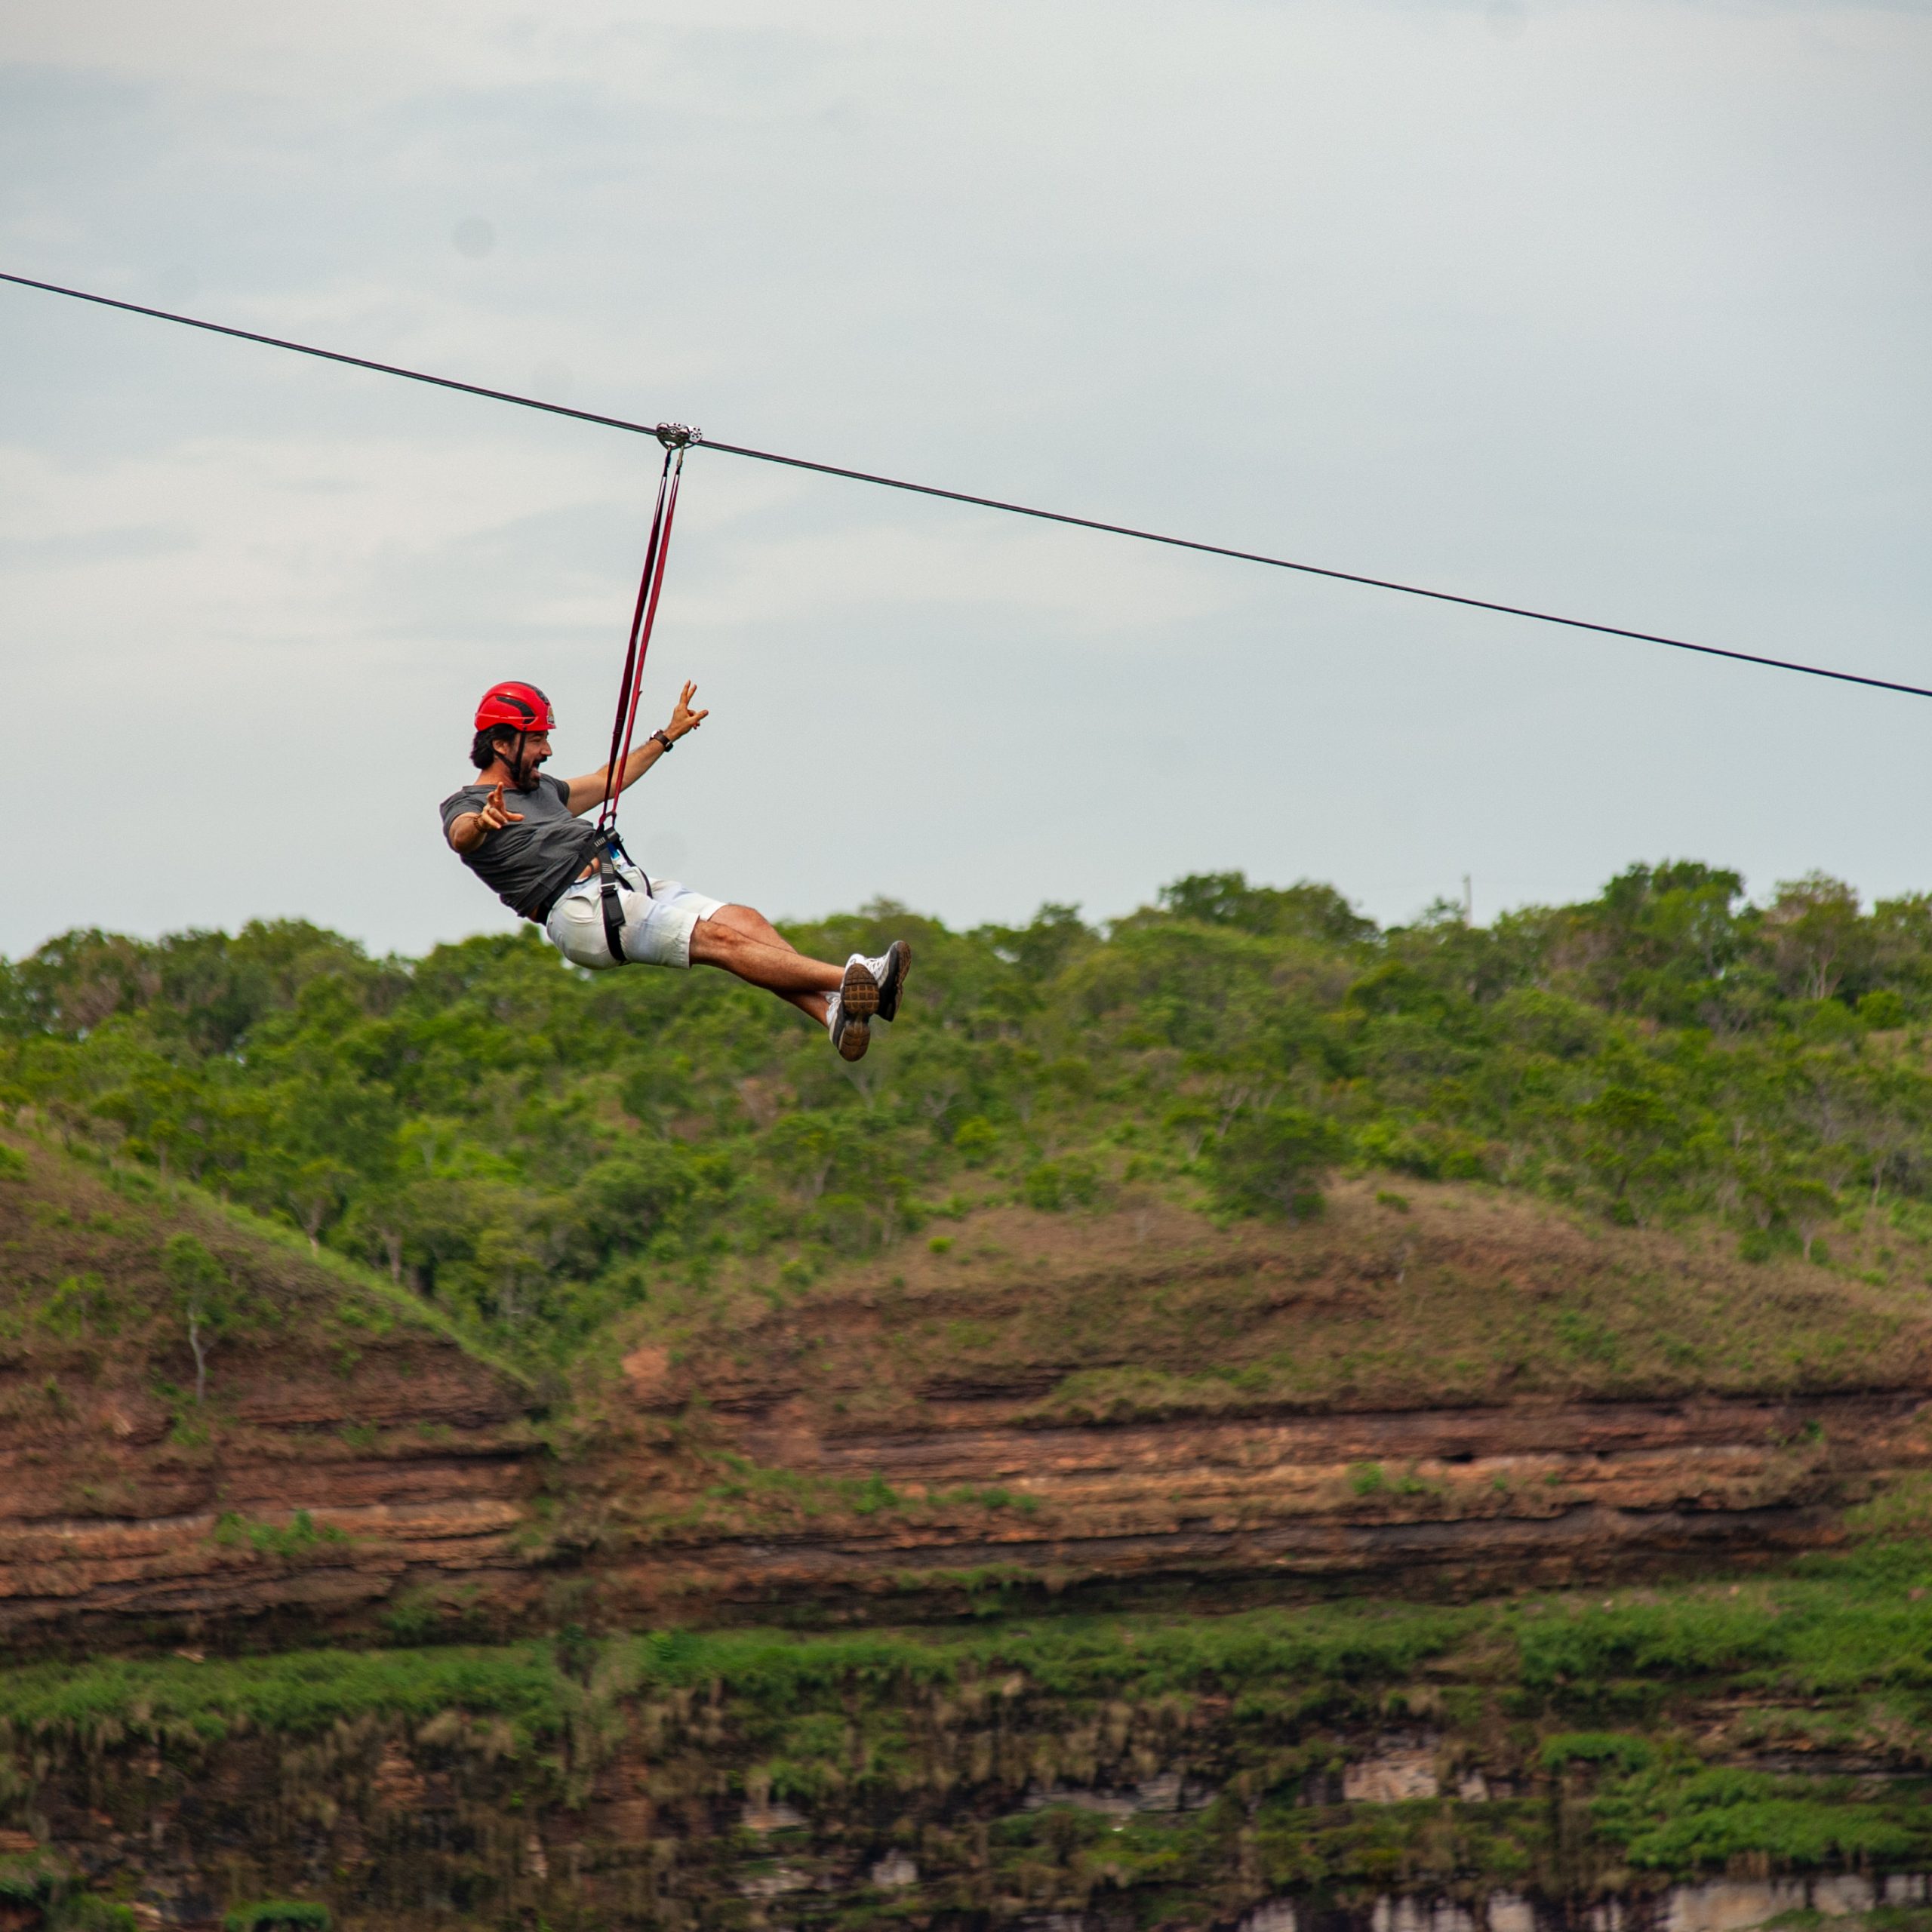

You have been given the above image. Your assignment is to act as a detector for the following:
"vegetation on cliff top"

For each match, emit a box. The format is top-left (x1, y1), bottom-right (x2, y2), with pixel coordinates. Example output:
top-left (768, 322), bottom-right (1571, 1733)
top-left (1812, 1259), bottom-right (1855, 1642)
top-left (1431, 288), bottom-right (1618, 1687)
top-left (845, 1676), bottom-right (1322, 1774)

top-left (0, 1128), bottom-right (527, 1418)
top-left (6, 861), bottom-right (1932, 1374)
top-left (606, 1177), bottom-right (1927, 1457)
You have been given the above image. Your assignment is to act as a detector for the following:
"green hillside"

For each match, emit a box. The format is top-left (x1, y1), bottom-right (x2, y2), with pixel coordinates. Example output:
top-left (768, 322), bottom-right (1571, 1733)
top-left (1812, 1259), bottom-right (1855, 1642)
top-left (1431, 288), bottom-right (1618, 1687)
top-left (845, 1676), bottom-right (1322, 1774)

top-left (0, 1128), bottom-right (512, 1407)
top-left (5, 862), bottom-right (1932, 1372)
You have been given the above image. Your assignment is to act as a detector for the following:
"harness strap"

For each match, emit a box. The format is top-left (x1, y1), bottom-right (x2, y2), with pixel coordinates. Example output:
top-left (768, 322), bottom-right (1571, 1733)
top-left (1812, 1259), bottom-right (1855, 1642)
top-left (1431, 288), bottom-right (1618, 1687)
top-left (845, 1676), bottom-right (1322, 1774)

top-left (598, 852), bottom-right (627, 964)
top-left (595, 832), bottom-right (653, 964)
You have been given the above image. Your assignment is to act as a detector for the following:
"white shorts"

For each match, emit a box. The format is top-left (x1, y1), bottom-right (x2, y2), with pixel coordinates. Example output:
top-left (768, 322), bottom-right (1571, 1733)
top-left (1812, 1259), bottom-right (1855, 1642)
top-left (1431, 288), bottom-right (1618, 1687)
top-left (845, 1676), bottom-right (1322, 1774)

top-left (544, 865), bottom-right (724, 971)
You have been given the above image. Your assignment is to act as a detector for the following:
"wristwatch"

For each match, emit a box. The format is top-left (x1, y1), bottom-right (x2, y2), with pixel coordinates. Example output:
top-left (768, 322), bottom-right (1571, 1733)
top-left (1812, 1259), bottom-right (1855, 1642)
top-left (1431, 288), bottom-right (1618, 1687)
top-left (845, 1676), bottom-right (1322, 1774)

top-left (651, 730), bottom-right (675, 753)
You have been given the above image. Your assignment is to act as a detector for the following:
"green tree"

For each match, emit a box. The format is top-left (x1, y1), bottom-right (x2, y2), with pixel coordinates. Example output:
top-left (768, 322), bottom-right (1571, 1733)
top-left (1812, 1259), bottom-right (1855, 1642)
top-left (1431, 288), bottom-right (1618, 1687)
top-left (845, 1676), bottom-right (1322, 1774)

top-left (1206, 1105), bottom-right (1344, 1220)
top-left (1571, 861), bottom-right (1751, 1023)
top-left (1576, 1083), bottom-right (1698, 1223)
top-left (763, 1114), bottom-right (840, 1201)
top-left (571, 1143), bottom-right (700, 1263)
top-left (1761, 874), bottom-right (1870, 1004)
top-left (979, 901), bottom-right (1096, 981)
top-left (161, 1232), bottom-right (237, 1405)
top-left (1158, 870), bottom-right (1375, 945)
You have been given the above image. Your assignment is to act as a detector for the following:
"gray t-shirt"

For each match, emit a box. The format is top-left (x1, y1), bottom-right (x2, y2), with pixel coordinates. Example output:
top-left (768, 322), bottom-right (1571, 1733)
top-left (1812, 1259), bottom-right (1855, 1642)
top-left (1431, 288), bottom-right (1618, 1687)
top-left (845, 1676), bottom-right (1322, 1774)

top-left (439, 774), bottom-right (600, 921)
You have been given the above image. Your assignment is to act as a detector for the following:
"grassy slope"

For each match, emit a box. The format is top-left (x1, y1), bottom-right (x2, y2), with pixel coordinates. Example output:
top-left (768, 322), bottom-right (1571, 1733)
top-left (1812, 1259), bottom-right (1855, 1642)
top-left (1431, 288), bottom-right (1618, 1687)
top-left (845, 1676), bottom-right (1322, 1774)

top-left (0, 1127), bottom-right (529, 1432)
top-left (525, 1172), bottom-right (1932, 1570)
top-left (11, 1124), bottom-right (1927, 1445)
top-left (18, 866), bottom-right (1932, 1386)
top-left (8, 1121), bottom-right (1931, 1585)
top-left (592, 1175), bottom-right (1932, 1428)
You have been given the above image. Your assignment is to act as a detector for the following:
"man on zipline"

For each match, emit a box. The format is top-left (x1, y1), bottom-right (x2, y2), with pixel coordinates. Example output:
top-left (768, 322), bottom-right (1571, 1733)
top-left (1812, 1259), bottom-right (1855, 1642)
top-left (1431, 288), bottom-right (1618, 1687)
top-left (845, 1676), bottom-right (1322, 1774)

top-left (441, 680), bottom-right (909, 1060)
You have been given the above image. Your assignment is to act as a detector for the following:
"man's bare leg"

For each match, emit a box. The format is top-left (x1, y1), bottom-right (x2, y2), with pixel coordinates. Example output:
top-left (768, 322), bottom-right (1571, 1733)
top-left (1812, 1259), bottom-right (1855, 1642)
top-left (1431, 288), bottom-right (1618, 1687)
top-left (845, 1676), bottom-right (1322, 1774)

top-left (703, 905), bottom-right (831, 1022)
top-left (690, 905), bottom-right (836, 1023)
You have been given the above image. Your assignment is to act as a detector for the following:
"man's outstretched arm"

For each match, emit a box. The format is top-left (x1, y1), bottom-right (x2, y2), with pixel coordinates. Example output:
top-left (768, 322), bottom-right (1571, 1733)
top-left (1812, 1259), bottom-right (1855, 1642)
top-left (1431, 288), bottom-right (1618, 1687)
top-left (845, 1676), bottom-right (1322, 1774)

top-left (448, 783), bottom-right (523, 854)
top-left (565, 680), bottom-right (710, 816)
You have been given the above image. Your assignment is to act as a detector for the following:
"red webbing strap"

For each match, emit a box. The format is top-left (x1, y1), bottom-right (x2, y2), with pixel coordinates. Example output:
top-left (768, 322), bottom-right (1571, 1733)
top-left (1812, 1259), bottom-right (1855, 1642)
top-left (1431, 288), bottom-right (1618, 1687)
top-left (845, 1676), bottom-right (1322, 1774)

top-left (620, 451), bottom-right (685, 765)
top-left (597, 447), bottom-right (675, 832)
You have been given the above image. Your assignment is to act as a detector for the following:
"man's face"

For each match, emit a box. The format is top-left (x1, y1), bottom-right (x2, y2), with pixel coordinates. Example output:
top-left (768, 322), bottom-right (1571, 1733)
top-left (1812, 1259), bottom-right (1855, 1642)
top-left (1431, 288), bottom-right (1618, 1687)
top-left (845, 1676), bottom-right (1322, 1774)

top-left (497, 730), bottom-right (552, 789)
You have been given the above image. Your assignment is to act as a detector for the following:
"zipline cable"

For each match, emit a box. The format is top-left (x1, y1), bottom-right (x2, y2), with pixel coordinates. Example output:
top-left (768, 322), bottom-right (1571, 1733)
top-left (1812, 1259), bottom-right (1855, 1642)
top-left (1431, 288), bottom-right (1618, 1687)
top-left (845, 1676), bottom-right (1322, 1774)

top-left (4, 266), bottom-right (1925, 703)
top-left (0, 271), bottom-right (675, 439)
top-left (697, 438), bottom-right (1932, 701)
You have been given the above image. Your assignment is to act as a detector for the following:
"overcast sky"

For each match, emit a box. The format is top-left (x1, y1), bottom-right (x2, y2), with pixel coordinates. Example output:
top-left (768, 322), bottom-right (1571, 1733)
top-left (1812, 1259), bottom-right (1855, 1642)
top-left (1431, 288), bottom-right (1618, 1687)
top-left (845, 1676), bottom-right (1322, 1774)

top-left (5, 0), bottom-right (1929, 960)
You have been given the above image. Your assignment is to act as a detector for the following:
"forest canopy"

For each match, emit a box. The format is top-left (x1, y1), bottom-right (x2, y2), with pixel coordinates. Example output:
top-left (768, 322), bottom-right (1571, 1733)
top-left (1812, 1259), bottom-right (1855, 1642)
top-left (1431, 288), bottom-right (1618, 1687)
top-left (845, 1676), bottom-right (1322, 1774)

top-left (5, 863), bottom-right (1932, 1363)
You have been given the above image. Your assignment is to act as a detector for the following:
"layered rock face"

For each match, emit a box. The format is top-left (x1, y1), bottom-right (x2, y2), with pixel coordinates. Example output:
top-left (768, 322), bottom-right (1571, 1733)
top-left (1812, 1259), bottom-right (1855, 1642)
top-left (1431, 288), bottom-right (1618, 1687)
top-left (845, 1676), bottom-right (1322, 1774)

top-left (0, 1146), bottom-right (539, 1647)
top-left (661, 1388), bottom-right (1927, 1603)
top-left (0, 1342), bottom-right (536, 1643)
top-left (583, 1186), bottom-right (1932, 1617)
top-left (8, 1151), bottom-right (1932, 1641)
top-left (11, 1584), bottom-right (1932, 1932)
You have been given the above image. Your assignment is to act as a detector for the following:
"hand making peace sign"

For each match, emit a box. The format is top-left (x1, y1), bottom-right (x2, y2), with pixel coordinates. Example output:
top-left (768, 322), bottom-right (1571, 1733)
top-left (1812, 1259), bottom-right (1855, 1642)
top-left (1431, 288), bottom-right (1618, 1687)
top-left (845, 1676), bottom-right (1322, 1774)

top-left (665, 681), bottom-right (710, 743)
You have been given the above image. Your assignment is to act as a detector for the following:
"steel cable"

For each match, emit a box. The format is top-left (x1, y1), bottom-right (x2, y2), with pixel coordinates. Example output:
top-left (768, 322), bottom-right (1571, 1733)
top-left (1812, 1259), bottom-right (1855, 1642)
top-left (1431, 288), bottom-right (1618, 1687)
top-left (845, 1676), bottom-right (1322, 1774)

top-left (4, 267), bottom-right (1924, 702)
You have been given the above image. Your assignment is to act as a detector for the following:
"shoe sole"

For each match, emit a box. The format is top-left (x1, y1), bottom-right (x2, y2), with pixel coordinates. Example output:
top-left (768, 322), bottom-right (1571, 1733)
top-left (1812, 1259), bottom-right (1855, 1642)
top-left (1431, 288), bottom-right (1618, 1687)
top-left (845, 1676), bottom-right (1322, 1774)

top-left (835, 958), bottom-right (878, 1060)
top-left (876, 940), bottom-right (912, 1023)
top-left (841, 958), bottom-right (881, 1019)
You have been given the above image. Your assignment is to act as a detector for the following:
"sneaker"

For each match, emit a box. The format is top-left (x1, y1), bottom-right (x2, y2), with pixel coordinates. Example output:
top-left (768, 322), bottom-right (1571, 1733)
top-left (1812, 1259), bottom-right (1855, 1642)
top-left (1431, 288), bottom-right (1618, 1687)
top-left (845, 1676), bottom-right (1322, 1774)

top-left (827, 974), bottom-right (872, 1063)
top-left (857, 940), bottom-right (912, 1022)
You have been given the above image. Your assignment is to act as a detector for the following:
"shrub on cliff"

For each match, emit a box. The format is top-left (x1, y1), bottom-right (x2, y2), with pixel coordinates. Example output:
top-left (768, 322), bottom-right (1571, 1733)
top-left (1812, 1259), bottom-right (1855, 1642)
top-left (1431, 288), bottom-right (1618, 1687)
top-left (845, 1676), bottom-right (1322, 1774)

top-left (223, 1906), bottom-right (331, 1932)
top-left (1205, 1105), bottom-right (1344, 1220)
top-left (161, 1231), bottom-right (249, 1406)
top-left (64, 1900), bottom-right (139, 1930)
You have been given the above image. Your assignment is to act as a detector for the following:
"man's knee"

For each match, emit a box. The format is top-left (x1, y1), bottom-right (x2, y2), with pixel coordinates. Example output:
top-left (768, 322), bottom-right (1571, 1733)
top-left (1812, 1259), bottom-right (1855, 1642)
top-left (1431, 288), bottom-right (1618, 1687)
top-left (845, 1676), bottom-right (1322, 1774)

top-left (688, 910), bottom-right (747, 963)
top-left (703, 903), bottom-right (763, 942)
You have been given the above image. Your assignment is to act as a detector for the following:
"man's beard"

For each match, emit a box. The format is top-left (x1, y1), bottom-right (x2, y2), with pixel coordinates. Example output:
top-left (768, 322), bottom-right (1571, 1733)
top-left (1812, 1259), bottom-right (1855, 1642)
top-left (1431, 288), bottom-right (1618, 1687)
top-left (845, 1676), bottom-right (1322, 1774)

top-left (509, 743), bottom-right (546, 792)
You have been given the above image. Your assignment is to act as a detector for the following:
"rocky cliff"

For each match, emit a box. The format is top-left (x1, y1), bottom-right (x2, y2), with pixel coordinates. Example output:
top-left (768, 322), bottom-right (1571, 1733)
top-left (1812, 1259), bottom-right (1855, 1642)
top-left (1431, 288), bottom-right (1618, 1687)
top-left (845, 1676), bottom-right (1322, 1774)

top-left (7, 1141), bottom-right (1932, 1643)
top-left (574, 1183), bottom-right (1932, 1620)
top-left (9, 1569), bottom-right (1932, 1931)
top-left (0, 1140), bottom-right (539, 1648)
top-left (9, 1140), bottom-right (1932, 1927)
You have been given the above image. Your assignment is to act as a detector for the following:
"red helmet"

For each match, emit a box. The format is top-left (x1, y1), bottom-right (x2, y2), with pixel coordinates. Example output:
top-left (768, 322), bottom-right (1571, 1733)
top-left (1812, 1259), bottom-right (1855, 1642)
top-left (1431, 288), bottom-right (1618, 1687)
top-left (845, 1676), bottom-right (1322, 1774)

top-left (475, 681), bottom-right (555, 732)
